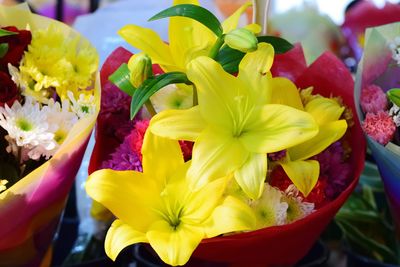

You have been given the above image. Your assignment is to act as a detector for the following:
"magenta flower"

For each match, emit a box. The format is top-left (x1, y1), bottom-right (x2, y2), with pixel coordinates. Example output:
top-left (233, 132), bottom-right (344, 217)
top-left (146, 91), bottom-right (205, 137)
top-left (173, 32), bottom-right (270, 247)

top-left (360, 84), bottom-right (388, 113)
top-left (363, 111), bottom-right (396, 145)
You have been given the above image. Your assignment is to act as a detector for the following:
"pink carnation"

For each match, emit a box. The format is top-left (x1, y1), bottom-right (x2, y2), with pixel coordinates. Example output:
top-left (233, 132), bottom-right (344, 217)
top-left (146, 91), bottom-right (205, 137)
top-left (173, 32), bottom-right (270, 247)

top-left (362, 111), bottom-right (396, 145)
top-left (360, 84), bottom-right (388, 113)
top-left (129, 119), bottom-right (150, 161)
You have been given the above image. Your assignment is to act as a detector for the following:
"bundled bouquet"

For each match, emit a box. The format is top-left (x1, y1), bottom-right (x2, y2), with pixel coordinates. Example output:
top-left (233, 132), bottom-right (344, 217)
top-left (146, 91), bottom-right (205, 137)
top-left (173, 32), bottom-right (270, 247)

top-left (87, 1), bottom-right (365, 266)
top-left (342, 0), bottom-right (400, 62)
top-left (0, 4), bottom-right (99, 266)
top-left (355, 21), bottom-right (400, 239)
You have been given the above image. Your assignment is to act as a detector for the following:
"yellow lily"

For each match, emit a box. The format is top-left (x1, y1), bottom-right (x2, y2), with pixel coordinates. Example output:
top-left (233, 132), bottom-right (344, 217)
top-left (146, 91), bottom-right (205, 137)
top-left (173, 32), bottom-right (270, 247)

top-left (150, 43), bottom-right (319, 200)
top-left (118, 0), bottom-right (254, 73)
top-left (267, 78), bottom-right (348, 196)
top-left (86, 132), bottom-right (255, 266)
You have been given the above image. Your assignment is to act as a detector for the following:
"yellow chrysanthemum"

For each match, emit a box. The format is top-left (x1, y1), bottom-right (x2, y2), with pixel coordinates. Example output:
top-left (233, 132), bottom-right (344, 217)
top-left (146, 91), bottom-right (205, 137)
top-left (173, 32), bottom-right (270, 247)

top-left (19, 24), bottom-right (98, 100)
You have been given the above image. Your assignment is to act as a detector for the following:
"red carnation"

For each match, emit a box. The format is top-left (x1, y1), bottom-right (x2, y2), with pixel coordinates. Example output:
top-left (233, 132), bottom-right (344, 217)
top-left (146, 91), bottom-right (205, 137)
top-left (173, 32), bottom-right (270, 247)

top-left (0, 26), bottom-right (32, 71)
top-left (0, 71), bottom-right (18, 106)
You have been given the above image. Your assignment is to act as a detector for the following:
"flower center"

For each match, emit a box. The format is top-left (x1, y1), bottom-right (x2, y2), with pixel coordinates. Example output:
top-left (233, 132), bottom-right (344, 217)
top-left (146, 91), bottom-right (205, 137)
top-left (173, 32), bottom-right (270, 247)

top-left (16, 118), bottom-right (33, 131)
top-left (54, 129), bottom-right (67, 144)
top-left (81, 105), bottom-right (89, 113)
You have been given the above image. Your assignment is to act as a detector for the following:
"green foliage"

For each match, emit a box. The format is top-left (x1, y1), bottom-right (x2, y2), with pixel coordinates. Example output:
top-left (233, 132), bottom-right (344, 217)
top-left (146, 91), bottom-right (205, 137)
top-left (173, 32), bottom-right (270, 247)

top-left (0, 43), bottom-right (9, 58)
top-left (130, 72), bottom-right (191, 119)
top-left (109, 64), bottom-right (136, 96)
top-left (149, 4), bottom-right (223, 37)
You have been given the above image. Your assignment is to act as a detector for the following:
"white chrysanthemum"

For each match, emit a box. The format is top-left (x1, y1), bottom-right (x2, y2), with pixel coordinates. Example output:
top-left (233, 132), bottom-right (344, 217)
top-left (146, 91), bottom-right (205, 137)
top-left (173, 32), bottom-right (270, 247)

top-left (0, 180), bottom-right (8, 193)
top-left (389, 103), bottom-right (400, 127)
top-left (0, 98), bottom-right (57, 157)
top-left (388, 37), bottom-right (400, 65)
top-left (67, 91), bottom-right (96, 118)
top-left (283, 185), bottom-right (315, 223)
top-left (249, 185), bottom-right (288, 228)
top-left (28, 99), bottom-right (78, 159)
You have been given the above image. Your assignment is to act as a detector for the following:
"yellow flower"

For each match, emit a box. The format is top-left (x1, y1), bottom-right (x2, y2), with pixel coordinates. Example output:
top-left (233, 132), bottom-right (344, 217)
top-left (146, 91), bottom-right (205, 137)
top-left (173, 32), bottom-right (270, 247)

top-left (150, 43), bottom-right (319, 200)
top-left (86, 132), bottom-right (255, 266)
top-left (267, 78), bottom-right (348, 196)
top-left (19, 24), bottom-right (98, 100)
top-left (118, 0), bottom-right (254, 73)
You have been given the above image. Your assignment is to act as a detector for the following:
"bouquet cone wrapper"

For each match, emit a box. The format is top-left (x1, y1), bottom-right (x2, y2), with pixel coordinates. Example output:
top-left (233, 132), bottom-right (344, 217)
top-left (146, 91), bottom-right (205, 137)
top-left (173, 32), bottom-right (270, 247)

top-left (0, 4), bottom-right (100, 266)
top-left (354, 22), bottom-right (400, 239)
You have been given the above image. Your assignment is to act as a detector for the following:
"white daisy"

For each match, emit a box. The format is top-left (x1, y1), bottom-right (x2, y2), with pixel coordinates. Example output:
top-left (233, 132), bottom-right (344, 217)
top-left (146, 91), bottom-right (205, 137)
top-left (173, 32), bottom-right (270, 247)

top-left (29, 99), bottom-right (78, 159)
top-left (249, 185), bottom-right (288, 228)
top-left (283, 185), bottom-right (315, 224)
top-left (389, 103), bottom-right (400, 127)
top-left (67, 91), bottom-right (96, 118)
top-left (0, 97), bottom-right (57, 160)
top-left (388, 37), bottom-right (400, 65)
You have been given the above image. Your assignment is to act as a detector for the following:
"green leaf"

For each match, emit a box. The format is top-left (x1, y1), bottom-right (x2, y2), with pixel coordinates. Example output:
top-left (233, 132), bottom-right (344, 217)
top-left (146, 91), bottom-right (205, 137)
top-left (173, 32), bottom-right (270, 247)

top-left (149, 4), bottom-right (223, 37)
top-left (109, 64), bottom-right (136, 96)
top-left (336, 220), bottom-right (398, 263)
top-left (387, 88), bottom-right (400, 107)
top-left (336, 209), bottom-right (380, 224)
top-left (257, 36), bottom-right (294, 54)
top-left (0, 28), bottom-right (18, 37)
top-left (215, 45), bottom-right (245, 73)
top-left (130, 72), bottom-right (191, 119)
top-left (215, 36), bottom-right (294, 73)
top-left (0, 43), bottom-right (9, 59)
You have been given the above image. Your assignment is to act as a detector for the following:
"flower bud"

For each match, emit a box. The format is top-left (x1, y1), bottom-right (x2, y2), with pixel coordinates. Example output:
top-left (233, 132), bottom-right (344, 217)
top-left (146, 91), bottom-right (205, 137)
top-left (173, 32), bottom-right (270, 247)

top-left (224, 28), bottom-right (258, 53)
top-left (128, 52), bottom-right (153, 88)
top-left (387, 88), bottom-right (400, 107)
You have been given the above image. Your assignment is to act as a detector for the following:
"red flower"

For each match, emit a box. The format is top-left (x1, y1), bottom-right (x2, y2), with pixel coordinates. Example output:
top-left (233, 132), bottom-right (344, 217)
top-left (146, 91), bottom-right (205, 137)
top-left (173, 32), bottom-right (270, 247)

top-left (0, 71), bottom-right (18, 106)
top-left (0, 26), bottom-right (32, 71)
top-left (362, 111), bottom-right (396, 145)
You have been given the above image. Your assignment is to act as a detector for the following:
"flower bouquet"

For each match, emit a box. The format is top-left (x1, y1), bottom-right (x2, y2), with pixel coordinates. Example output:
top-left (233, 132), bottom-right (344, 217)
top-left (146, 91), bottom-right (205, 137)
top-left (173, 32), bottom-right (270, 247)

top-left (86, 1), bottom-right (365, 266)
top-left (0, 4), bottom-right (99, 266)
top-left (342, 0), bottom-right (400, 62)
top-left (355, 21), bottom-right (400, 240)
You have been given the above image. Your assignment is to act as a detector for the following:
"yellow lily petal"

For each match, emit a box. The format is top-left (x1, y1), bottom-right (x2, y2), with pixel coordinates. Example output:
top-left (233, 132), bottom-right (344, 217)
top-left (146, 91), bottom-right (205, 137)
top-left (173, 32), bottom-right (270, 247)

top-left (118, 25), bottom-right (174, 69)
top-left (187, 56), bottom-right (250, 129)
top-left (268, 77), bottom-right (304, 110)
top-left (222, 1), bottom-right (252, 33)
top-left (280, 160), bottom-right (320, 197)
top-left (187, 126), bottom-right (249, 189)
top-left (184, 177), bottom-right (228, 222)
top-left (170, 0), bottom-right (214, 70)
top-left (105, 220), bottom-right (147, 261)
top-left (173, 0), bottom-right (199, 4)
top-left (149, 106), bottom-right (206, 142)
top-left (238, 43), bottom-right (274, 102)
top-left (240, 104), bottom-right (318, 153)
top-left (86, 169), bottom-right (159, 231)
top-left (234, 153), bottom-right (267, 200)
top-left (142, 131), bottom-right (184, 184)
top-left (205, 196), bottom-right (256, 238)
top-left (288, 120), bottom-right (348, 161)
top-left (147, 220), bottom-right (204, 266)
top-left (244, 23), bottom-right (262, 34)
top-left (305, 97), bottom-right (345, 125)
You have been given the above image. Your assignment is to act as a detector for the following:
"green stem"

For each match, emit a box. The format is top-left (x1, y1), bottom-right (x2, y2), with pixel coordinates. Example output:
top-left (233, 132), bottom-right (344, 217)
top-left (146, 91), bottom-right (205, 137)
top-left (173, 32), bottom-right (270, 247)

top-left (145, 100), bottom-right (157, 117)
top-left (208, 35), bottom-right (225, 59)
top-left (192, 84), bottom-right (198, 106)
